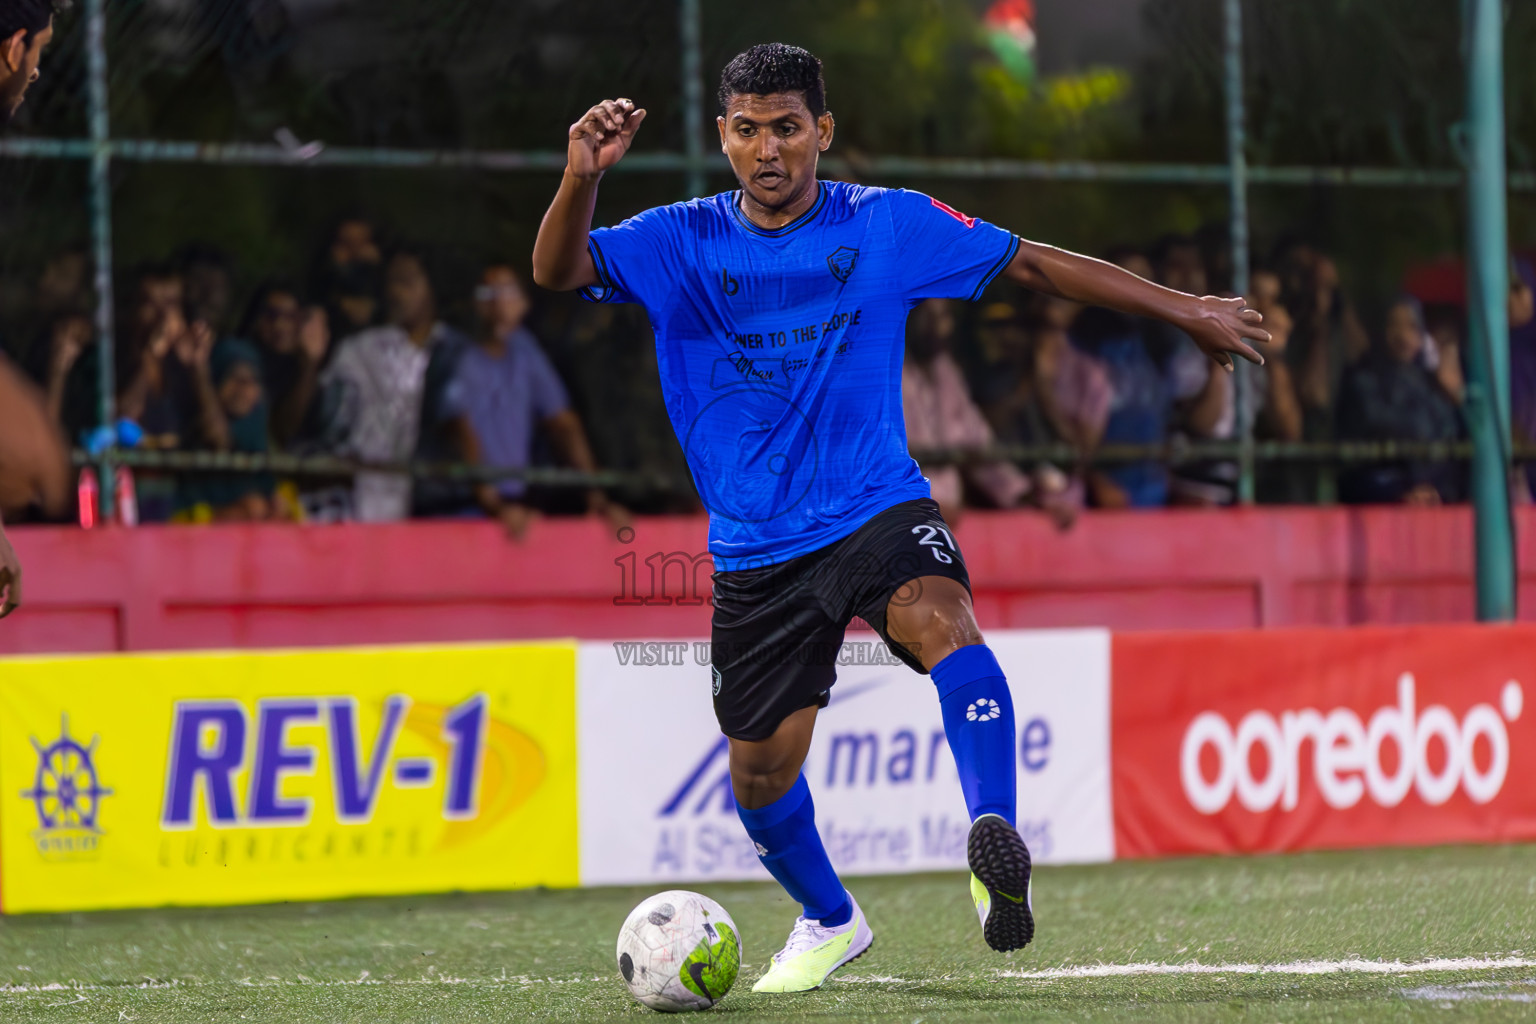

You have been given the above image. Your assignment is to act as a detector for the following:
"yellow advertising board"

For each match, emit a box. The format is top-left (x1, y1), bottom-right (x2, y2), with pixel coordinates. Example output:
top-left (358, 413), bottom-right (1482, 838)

top-left (0, 643), bottom-right (578, 912)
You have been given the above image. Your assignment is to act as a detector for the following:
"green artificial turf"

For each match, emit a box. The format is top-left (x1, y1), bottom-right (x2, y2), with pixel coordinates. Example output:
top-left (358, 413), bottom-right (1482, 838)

top-left (1, 844), bottom-right (1533, 1022)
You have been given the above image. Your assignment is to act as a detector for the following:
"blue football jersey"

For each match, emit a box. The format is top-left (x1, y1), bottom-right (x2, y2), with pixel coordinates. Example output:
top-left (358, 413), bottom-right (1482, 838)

top-left (582, 180), bottom-right (1019, 570)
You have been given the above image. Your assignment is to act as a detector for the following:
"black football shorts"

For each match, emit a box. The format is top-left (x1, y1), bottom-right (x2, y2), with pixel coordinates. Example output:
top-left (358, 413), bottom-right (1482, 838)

top-left (709, 497), bottom-right (972, 741)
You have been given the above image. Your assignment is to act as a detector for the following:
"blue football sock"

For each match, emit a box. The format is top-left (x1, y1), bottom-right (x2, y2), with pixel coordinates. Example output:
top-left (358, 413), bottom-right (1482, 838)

top-left (736, 773), bottom-right (852, 926)
top-left (932, 644), bottom-right (1017, 826)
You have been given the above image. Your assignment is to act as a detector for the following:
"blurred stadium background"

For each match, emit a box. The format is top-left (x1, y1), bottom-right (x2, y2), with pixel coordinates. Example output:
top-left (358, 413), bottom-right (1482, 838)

top-left (1, 1), bottom-right (1536, 1021)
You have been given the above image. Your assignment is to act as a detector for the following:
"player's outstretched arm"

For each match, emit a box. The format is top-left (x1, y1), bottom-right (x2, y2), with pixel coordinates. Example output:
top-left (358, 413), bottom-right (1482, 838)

top-left (1003, 240), bottom-right (1270, 371)
top-left (532, 98), bottom-right (647, 292)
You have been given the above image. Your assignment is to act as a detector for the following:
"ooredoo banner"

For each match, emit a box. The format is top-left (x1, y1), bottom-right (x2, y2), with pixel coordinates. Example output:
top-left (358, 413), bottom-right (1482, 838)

top-left (1112, 625), bottom-right (1536, 858)
top-left (577, 629), bottom-right (1115, 886)
top-left (0, 644), bottom-right (579, 912)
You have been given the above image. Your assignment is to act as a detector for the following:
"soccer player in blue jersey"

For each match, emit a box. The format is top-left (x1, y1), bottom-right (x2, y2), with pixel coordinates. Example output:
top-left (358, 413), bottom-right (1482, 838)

top-left (535, 43), bottom-right (1268, 992)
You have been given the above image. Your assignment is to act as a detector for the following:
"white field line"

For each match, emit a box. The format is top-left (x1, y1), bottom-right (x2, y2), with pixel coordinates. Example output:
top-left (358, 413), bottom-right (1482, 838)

top-left (0, 956), bottom-right (1531, 996)
top-left (992, 956), bottom-right (1536, 981)
top-left (838, 956), bottom-right (1536, 985)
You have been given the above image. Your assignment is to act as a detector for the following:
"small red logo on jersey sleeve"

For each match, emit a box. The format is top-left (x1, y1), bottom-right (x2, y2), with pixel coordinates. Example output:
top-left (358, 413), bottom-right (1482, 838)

top-left (931, 197), bottom-right (977, 228)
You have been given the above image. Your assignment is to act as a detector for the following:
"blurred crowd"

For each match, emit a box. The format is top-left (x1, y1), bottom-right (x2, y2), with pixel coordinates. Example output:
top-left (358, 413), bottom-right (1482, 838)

top-left (904, 234), bottom-right (1536, 527)
top-left (2, 217), bottom-right (636, 538)
top-left (2, 218), bottom-right (1534, 534)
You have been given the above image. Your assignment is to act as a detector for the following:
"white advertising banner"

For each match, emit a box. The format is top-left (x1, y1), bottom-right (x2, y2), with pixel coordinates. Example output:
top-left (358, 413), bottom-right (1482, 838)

top-left (577, 629), bottom-right (1114, 886)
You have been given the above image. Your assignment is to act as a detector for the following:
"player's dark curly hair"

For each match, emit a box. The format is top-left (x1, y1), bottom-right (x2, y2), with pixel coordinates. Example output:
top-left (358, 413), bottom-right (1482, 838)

top-left (717, 43), bottom-right (827, 118)
top-left (0, 0), bottom-right (67, 44)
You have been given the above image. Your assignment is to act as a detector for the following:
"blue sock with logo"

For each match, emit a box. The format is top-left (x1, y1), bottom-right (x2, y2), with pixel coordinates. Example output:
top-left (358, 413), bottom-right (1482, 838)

top-left (736, 773), bottom-right (852, 926)
top-left (932, 644), bottom-right (1017, 825)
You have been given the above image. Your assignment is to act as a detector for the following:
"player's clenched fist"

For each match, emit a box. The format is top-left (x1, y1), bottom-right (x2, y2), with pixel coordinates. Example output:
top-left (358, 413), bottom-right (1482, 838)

top-left (568, 98), bottom-right (647, 180)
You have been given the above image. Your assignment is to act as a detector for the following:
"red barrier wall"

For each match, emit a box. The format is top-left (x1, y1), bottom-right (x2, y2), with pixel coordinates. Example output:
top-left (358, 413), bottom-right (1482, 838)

top-left (2, 506), bottom-right (1533, 655)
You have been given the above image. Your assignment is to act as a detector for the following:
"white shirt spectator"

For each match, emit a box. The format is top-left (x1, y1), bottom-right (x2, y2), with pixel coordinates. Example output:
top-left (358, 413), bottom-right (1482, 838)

top-left (323, 323), bottom-right (456, 521)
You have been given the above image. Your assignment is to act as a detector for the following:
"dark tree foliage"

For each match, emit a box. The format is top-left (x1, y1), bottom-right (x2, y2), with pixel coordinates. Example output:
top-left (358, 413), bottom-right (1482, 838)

top-left (2, 0), bottom-right (1533, 346)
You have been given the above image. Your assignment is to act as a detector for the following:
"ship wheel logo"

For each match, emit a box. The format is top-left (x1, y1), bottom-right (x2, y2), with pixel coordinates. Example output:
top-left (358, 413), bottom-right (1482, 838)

top-left (20, 716), bottom-right (113, 835)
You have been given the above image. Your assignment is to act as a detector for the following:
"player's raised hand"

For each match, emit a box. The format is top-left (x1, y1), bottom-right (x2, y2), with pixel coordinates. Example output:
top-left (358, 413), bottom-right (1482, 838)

top-left (1183, 295), bottom-right (1271, 372)
top-left (568, 98), bottom-right (646, 180)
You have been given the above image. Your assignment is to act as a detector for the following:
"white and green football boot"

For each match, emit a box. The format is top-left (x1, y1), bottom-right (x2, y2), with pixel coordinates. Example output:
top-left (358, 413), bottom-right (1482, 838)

top-left (751, 892), bottom-right (873, 993)
top-left (968, 813), bottom-right (1034, 952)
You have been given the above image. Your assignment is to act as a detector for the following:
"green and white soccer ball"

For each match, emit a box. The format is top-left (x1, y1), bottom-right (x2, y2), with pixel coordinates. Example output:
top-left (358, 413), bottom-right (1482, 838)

top-left (616, 890), bottom-right (740, 1012)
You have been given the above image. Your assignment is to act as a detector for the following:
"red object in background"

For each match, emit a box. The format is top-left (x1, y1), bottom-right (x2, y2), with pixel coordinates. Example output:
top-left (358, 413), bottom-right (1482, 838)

top-left (1402, 250), bottom-right (1536, 307)
top-left (1403, 258), bottom-right (1468, 307)
top-left (77, 468), bottom-right (98, 530)
top-left (1112, 625), bottom-right (1536, 858)
top-left (984, 0), bottom-right (1035, 33)
top-left (115, 466), bottom-right (137, 527)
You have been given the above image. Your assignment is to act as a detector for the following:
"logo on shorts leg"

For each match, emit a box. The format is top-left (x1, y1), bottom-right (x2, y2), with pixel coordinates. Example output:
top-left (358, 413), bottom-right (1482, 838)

top-left (966, 698), bottom-right (1002, 722)
top-left (711, 664), bottom-right (724, 697)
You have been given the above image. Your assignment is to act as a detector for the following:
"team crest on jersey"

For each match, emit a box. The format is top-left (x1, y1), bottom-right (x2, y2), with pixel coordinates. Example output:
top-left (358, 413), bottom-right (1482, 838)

top-left (826, 246), bottom-right (859, 283)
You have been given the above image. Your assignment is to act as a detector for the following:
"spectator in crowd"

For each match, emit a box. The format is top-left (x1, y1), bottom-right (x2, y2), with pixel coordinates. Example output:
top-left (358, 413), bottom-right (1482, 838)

top-left (241, 281), bottom-right (331, 450)
top-left (1507, 257), bottom-right (1536, 499)
top-left (15, 249), bottom-right (96, 445)
top-left (322, 246), bottom-right (468, 522)
top-left (537, 297), bottom-right (701, 515)
top-left (1278, 241), bottom-right (1370, 441)
top-left (115, 264), bottom-right (230, 521)
top-left (1422, 304), bottom-right (1466, 407)
top-left (903, 298), bottom-right (1041, 527)
top-left (177, 338), bottom-right (279, 522)
top-left (980, 297), bottom-right (1111, 513)
top-left (40, 311), bottom-right (93, 443)
top-left (443, 263), bottom-right (629, 540)
top-left (314, 215), bottom-right (384, 343)
top-left (1248, 268), bottom-right (1304, 445)
top-left (1150, 236), bottom-right (1239, 504)
top-left (1337, 296), bottom-right (1463, 505)
top-left (33, 248), bottom-right (90, 327)
top-left (178, 243), bottom-right (237, 337)
top-left (1070, 247), bottom-right (1173, 507)
top-left (1244, 267), bottom-right (1307, 503)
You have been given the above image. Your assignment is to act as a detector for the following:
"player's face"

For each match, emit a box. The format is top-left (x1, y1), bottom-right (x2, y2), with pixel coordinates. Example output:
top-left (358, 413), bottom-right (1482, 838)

top-left (717, 91), bottom-right (834, 211)
top-left (2, 21), bottom-right (54, 123)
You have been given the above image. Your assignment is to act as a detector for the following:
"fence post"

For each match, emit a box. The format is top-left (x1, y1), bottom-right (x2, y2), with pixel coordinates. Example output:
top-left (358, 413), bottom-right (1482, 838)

top-left (1224, 0), bottom-right (1254, 505)
top-left (86, 0), bottom-right (117, 519)
top-left (1463, 0), bottom-right (1515, 621)
top-left (679, 0), bottom-right (706, 199)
